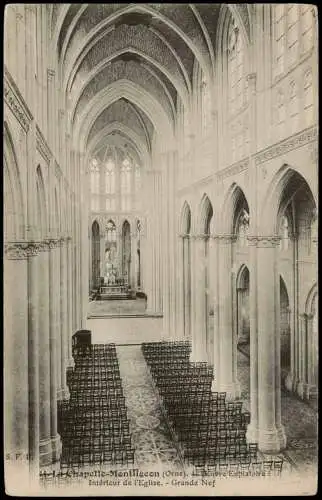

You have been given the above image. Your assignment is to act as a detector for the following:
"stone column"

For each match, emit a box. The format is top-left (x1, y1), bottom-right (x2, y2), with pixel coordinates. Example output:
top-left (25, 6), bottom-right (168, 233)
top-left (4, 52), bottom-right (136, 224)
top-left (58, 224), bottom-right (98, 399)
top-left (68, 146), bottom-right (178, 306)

top-left (55, 241), bottom-right (62, 399)
top-left (254, 235), bottom-right (286, 453)
top-left (100, 232), bottom-right (105, 278)
top-left (59, 238), bottom-right (70, 401)
top-left (217, 235), bottom-right (241, 399)
top-left (4, 244), bottom-right (29, 477)
top-left (66, 237), bottom-right (74, 367)
top-left (307, 313), bottom-right (318, 395)
top-left (27, 244), bottom-right (40, 477)
top-left (297, 313), bottom-right (315, 400)
top-left (190, 235), bottom-right (208, 362)
top-left (211, 234), bottom-right (220, 390)
top-left (180, 234), bottom-right (190, 339)
top-left (246, 238), bottom-right (259, 444)
top-left (38, 242), bottom-right (52, 466)
top-left (160, 152), bottom-right (177, 338)
top-left (48, 240), bottom-right (62, 462)
top-left (130, 228), bottom-right (136, 290)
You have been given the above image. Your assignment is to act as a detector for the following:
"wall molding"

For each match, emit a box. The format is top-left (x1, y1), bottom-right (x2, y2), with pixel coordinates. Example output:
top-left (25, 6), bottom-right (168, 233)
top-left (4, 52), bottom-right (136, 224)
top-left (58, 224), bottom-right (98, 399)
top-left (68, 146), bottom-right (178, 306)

top-left (255, 126), bottom-right (318, 166)
top-left (4, 66), bottom-right (33, 133)
top-left (217, 157), bottom-right (250, 182)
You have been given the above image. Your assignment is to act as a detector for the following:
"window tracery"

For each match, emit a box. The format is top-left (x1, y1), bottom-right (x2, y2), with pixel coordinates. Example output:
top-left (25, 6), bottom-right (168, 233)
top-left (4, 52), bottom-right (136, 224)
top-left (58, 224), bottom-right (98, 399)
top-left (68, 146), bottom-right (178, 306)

top-left (90, 148), bottom-right (141, 213)
top-left (273, 5), bottom-right (315, 79)
top-left (279, 214), bottom-right (290, 251)
top-left (303, 70), bottom-right (314, 126)
top-left (228, 20), bottom-right (246, 115)
top-left (237, 209), bottom-right (250, 247)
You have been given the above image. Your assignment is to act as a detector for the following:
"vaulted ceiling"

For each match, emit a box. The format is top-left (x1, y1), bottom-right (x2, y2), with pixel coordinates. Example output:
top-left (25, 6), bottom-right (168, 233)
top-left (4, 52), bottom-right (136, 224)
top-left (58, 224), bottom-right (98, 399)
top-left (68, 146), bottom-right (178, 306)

top-left (49, 4), bottom-right (251, 163)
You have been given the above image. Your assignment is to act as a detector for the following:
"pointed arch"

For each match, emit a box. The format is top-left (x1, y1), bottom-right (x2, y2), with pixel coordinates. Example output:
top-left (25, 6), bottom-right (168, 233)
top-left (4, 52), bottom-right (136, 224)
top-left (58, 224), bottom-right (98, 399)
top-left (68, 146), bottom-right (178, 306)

top-left (36, 165), bottom-right (48, 237)
top-left (197, 193), bottom-right (213, 234)
top-left (236, 263), bottom-right (250, 290)
top-left (261, 165), bottom-right (317, 234)
top-left (4, 122), bottom-right (25, 240)
top-left (180, 201), bottom-right (191, 235)
top-left (221, 183), bottom-right (250, 235)
top-left (305, 282), bottom-right (318, 315)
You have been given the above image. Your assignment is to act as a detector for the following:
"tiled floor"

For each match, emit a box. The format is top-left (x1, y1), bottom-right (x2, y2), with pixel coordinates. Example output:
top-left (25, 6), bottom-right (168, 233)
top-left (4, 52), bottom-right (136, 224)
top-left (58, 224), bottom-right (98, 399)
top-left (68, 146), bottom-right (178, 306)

top-left (88, 298), bottom-right (147, 317)
top-left (117, 345), bottom-right (184, 473)
top-left (39, 343), bottom-right (317, 494)
top-left (237, 347), bottom-right (318, 477)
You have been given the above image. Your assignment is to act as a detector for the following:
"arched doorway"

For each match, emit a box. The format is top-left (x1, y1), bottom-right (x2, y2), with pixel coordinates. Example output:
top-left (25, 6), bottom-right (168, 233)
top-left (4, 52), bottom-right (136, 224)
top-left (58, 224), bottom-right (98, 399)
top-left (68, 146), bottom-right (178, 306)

top-left (91, 221), bottom-right (100, 290)
top-left (122, 220), bottom-right (131, 285)
top-left (280, 276), bottom-right (291, 388)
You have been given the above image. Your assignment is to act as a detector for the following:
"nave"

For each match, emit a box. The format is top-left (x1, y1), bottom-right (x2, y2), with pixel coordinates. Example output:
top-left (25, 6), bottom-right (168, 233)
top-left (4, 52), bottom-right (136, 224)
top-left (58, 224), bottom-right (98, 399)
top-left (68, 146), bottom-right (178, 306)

top-left (39, 339), bottom-right (317, 492)
top-left (4, 4), bottom-right (318, 496)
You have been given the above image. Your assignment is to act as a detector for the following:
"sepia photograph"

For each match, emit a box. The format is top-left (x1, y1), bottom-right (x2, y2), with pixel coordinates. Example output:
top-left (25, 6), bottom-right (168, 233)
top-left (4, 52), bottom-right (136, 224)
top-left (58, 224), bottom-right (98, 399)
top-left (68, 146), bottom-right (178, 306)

top-left (3, 3), bottom-right (318, 496)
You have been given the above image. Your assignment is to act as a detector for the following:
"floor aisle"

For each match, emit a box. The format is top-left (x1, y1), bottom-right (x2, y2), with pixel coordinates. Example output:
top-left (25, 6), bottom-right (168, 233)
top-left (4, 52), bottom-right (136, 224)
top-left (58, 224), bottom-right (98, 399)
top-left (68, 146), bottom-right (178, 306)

top-left (116, 345), bottom-right (185, 473)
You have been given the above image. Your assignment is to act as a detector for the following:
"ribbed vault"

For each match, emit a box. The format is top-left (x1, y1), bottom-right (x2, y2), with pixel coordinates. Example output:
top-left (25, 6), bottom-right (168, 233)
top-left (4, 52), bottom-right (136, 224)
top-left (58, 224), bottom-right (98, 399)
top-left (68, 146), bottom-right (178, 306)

top-left (50, 4), bottom-right (251, 167)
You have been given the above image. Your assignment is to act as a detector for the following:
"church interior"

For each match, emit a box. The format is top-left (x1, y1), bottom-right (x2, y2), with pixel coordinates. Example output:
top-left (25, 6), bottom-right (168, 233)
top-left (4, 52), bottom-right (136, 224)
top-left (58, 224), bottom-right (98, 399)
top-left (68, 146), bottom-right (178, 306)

top-left (4, 4), bottom-right (318, 494)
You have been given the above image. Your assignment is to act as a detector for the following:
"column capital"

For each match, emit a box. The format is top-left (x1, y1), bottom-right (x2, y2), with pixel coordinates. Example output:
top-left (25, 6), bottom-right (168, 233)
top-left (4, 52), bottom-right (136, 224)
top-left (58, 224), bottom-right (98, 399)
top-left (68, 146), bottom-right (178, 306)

top-left (179, 233), bottom-right (190, 239)
top-left (47, 68), bottom-right (55, 79)
top-left (247, 235), bottom-right (281, 247)
top-left (211, 233), bottom-right (237, 243)
top-left (190, 233), bottom-right (209, 241)
top-left (4, 241), bottom-right (40, 259)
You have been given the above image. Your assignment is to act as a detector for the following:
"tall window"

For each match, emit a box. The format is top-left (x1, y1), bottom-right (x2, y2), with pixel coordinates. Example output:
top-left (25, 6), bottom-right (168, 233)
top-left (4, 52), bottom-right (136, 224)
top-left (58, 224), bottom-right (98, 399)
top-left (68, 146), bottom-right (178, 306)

top-left (279, 214), bottom-right (290, 251)
top-left (90, 148), bottom-right (141, 213)
top-left (303, 70), bottom-right (313, 126)
top-left (105, 159), bottom-right (115, 195)
top-left (106, 220), bottom-right (116, 242)
top-left (90, 159), bottom-right (100, 193)
top-left (228, 20), bottom-right (245, 115)
top-left (273, 5), bottom-right (315, 79)
top-left (275, 89), bottom-right (285, 125)
top-left (289, 80), bottom-right (299, 132)
top-left (90, 158), bottom-right (100, 211)
top-left (201, 79), bottom-right (211, 134)
top-left (237, 209), bottom-right (249, 247)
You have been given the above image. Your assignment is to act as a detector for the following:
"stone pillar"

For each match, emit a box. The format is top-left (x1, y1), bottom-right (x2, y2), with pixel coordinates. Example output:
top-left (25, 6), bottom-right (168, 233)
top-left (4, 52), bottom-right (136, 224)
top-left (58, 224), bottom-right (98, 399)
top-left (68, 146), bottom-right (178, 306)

top-left (146, 170), bottom-right (162, 315)
top-left (246, 239), bottom-right (259, 444)
top-left (4, 244), bottom-right (29, 477)
top-left (297, 313), bottom-right (316, 399)
top-left (55, 241), bottom-right (62, 399)
top-left (59, 239), bottom-right (70, 401)
top-left (161, 152), bottom-right (177, 338)
top-left (181, 235), bottom-right (191, 339)
top-left (38, 243), bottom-right (52, 466)
top-left (27, 244), bottom-right (40, 477)
top-left (66, 238), bottom-right (74, 367)
top-left (100, 232), bottom-right (105, 278)
top-left (253, 235), bottom-right (286, 453)
top-left (48, 240), bottom-right (62, 462)
top-left (190, 235), bottom-right (208, 362)
top-left (130, 228), bottom-right (136, 290)
top-left (211, 234), bottom-right (220, 390)
top-left (217, 235), bottom-right (240, 399)
top-left (307, 313), bottom-right (318, 395)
